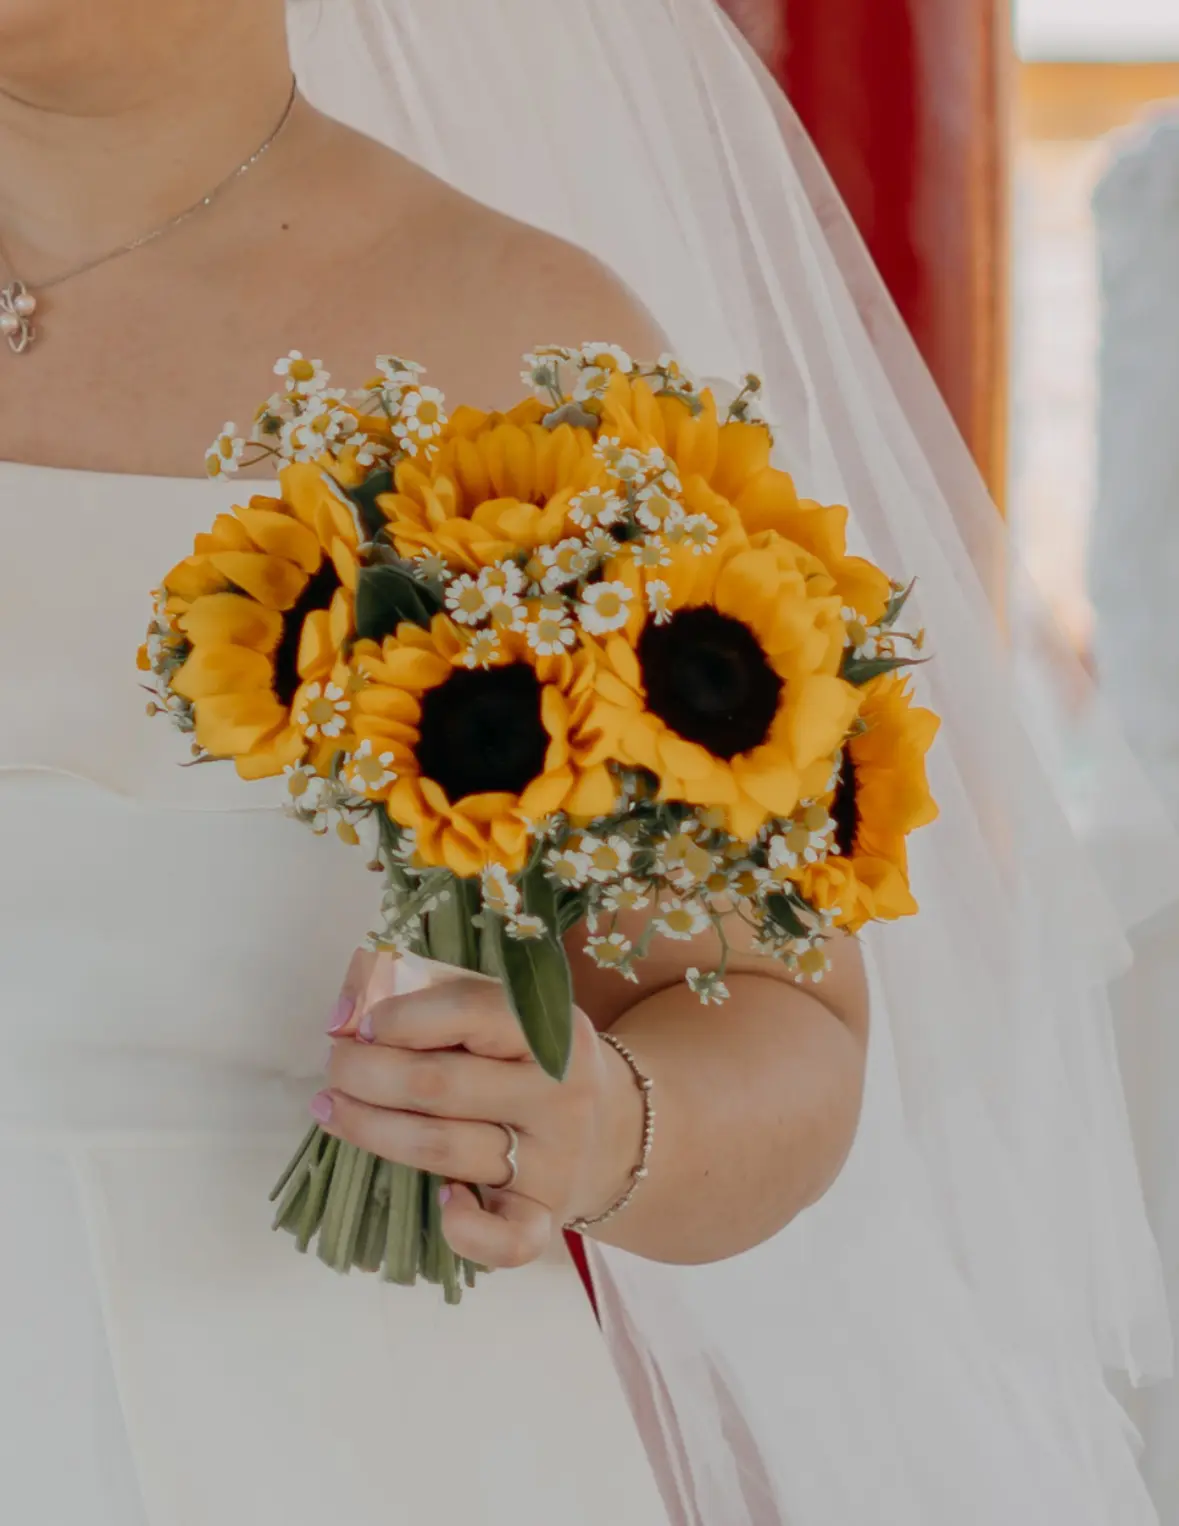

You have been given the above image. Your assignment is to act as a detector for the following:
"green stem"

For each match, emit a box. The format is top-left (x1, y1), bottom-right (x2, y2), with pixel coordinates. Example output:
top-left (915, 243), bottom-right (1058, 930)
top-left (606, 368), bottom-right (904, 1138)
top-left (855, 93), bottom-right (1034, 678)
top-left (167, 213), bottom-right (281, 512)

top-left (383, 1162), bottom-right (425, 1285)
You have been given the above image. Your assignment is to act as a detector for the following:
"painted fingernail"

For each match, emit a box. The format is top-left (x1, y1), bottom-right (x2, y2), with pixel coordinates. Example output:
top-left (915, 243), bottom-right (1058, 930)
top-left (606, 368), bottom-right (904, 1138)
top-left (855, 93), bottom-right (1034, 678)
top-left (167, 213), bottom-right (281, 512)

top-left (439, 1185), bottom-right (453, 1206)
top-left (358, 1011), bottom-right (376, 1044)
top-left (327, 996), bottom-right (355, 1035)
top-left (310, 1090), bottom-right (335, 1125)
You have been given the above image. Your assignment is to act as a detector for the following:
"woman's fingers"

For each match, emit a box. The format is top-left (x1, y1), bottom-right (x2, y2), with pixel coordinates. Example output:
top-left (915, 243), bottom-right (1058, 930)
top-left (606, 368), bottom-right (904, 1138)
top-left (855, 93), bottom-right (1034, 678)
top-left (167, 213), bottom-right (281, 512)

top-left (314, 1088), bottom-right (532, 1195)
top-left (327, 1039), bottom-right (545, 1122)
top-left (439, 1183), bottom-right (554, 1271)
top-left (363, 975), bottom-right (531, 1061)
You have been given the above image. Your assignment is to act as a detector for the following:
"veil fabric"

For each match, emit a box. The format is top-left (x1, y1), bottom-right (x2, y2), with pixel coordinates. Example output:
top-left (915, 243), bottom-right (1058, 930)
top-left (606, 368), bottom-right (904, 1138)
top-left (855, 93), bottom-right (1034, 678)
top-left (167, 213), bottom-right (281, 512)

top-left (288, 3), bottom-right (1175, 1519)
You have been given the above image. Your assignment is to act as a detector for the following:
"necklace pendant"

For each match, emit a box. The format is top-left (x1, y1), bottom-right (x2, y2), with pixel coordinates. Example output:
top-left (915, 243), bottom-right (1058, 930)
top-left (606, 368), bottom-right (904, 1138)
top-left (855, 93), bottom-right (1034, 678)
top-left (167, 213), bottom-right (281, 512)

top-left (0, 280), bottom-right (37, 354)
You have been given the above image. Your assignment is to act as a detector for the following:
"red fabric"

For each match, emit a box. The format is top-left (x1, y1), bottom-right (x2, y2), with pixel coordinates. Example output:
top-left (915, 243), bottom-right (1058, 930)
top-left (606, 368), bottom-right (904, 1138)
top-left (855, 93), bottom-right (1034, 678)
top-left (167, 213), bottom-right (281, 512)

top-left (564, 1230), bottom-right (600, 1320)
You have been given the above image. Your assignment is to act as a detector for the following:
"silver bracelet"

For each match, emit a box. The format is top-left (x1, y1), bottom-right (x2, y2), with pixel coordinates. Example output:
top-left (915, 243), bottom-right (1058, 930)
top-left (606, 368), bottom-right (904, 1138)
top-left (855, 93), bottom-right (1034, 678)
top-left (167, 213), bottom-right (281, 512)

top-left (567, 1031), bottom-right (655, 1235)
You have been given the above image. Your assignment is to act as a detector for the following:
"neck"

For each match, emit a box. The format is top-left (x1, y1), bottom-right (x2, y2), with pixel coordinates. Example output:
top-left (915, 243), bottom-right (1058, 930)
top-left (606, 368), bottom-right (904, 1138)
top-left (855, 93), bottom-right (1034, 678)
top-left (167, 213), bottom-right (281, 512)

top-left (0, 5), bottom-right (300, 284)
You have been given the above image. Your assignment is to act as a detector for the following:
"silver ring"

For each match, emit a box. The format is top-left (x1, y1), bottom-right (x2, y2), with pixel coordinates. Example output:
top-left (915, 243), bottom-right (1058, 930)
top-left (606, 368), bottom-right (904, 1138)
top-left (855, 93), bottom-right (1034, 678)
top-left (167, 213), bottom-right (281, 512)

top-left (496, 1123), bottom-right (520, 1192)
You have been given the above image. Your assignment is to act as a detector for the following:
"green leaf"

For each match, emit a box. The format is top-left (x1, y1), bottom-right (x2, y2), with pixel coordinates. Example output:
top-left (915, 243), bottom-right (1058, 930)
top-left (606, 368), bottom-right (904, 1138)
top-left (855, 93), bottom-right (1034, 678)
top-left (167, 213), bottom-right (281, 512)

top-left (354, 564), bottom-right (442, 642)
top-left (841, 653), bottom-right (928, 687)
top-left (486, 912), bottom-right (574, 1080)
top-left (425, 874), bottom-right (481, 972)
top-left (764, 892), bottom-right (809, 940)
top-left (347, 467), bottom-right (395, 541)
top-left (881, 577), bottom-right (917, 629)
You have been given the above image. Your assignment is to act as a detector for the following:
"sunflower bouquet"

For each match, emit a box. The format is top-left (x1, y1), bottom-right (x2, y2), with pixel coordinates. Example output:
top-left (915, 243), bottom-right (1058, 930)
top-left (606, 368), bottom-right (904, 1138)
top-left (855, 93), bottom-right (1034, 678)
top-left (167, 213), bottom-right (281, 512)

top-left (140, 343), bottom-right (937, 1302)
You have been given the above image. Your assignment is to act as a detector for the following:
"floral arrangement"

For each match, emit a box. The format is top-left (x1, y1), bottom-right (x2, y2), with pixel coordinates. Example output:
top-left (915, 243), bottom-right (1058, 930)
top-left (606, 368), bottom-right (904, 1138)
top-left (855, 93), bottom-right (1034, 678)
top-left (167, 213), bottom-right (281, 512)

top-left (141, 343), bottom-right (937, 1301)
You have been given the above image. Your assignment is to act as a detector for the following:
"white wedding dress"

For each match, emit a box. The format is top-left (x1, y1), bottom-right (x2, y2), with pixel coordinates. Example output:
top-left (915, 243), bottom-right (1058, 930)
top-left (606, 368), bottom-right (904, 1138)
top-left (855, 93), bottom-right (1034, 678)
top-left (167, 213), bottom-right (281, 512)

top-left (0, 460), bottom-right (668, 1526)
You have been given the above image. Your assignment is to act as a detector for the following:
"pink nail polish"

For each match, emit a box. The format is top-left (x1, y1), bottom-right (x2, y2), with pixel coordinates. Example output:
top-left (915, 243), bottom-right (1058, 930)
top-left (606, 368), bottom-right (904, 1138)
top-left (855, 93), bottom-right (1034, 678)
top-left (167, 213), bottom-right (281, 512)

top-left (439, 1185), bottom-right (453, 1206)
top-left (358, 1011), bottom-right (376, 1044)
top-left (327, 996), bottom-right (355, 1035)
top-left (310, 1090), bottom-right (334, 1125)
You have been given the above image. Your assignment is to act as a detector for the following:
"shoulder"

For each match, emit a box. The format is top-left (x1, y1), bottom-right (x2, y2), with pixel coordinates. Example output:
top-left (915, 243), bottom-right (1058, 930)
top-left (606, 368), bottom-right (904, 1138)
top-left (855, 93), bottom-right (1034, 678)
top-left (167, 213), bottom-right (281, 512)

top-left (325, 128), bottom-right (668, 406)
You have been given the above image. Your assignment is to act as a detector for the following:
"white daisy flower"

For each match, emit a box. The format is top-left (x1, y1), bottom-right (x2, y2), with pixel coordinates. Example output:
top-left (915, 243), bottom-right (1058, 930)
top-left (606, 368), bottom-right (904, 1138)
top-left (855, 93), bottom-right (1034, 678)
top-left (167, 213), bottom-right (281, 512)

top-left (507, 913), bottom-right (548, 941)
top-left (653, 901), bottom-right (711, 941)
top-left (584, 527), bottom-right (620, 562)
top-left (573, 366), bottom-right (612, 402)
top-left (273, 350), bottom-right (330, 396)
top-left (585, 932), bottom-right (634, 971)
top-left (539, 538), bottom-right (594, 591)
top-left (444, 574), bottom-right (491, 626)
top-left (546, 848), bottom-right (593, 888)
top-left (478, 560), bottom-right (526, 606)
top-left (601, 879), bottom-right (650, 913)
top-left (578, 580), bottom-right (634, 635)
top-left (580, 342), bottom-right (633, 373)
top-left (296, 680), bottom-right (350, 740)
top-left (842, 606), bottom-right (891, 660)
top-left (659, 832), bottom-right (715, 884)
top-left (461, 629), bottom-right (504, 669)
top-left (375, 355), bottom-right (424, 386)
top-left (520, 352), bottom-right (562, 393)
top-left (679, 514), bottom-right (718, 555)
top-left (353, 436), bottom-right (392, 469)
top-left (634, 487), bottom-right (685, 535)
top-left (580, 834), bottom-right (634, 882)
top-left (343, 739), bottom-right (398, 796)
top-left (686, 968), bottom-right (731, 1005)
top-left (646, 579), bottom-right (673, 625)
top-left (284, 761), bottom-right (319, 802)
top-left (729, 865), bottom-right (771, 902)
top-left (412, 550), bottom-right (449, 582)
top-left (481, 864), bottom-right (521, 919)
top-left (631, 538), bottom-right (671, 570)
top-left (791, 941), bottom-right (831, 985)
top-left (768, 805), bottom-right (836, 872)
top-left (568, 487), bottom-right (626, 531)
top-left (204, 423), bottom-right (245, 478)
top-left (526, 609), bottom-right (577, 657)
top-left (393, 386), bottom-right (448, 447)
top-left (594, 437), bottom-right (647, 486)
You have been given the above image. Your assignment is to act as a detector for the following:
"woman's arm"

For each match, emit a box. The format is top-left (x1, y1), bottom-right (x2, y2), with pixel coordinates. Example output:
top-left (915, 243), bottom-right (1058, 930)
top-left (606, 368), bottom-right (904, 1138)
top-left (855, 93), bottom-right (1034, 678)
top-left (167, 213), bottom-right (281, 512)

top-left (572, 928), bottom-right (869, 1265)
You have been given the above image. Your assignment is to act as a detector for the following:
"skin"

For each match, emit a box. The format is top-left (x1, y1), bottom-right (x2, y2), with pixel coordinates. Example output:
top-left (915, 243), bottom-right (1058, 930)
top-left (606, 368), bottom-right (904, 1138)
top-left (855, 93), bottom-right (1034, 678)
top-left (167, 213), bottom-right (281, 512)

top-left (0, 0), bottom-right (870, 1270)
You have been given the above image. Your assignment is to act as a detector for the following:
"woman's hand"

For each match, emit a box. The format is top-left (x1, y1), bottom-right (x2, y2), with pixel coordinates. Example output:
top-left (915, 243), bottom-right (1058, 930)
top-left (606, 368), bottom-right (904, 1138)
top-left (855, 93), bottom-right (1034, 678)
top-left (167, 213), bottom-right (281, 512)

top-left (313, 973), bottom-right (644, 1271)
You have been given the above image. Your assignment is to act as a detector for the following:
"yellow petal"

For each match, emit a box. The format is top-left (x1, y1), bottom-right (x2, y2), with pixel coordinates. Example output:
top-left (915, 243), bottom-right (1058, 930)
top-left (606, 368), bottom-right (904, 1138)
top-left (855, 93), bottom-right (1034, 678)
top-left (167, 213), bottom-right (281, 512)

top-left (564, 765), bottom-right (618, 820)
top-left (730, 754), bottom-right (801, 816)
top-left (178, 593), bottom-right (282, 653)
top-left (193, 692), bottom-right (288, 757)
top-left (236, 725), bottom-right (307, 780)
top-left (171, 644), bottom-right (274, 701)
top-left (206, 552), bottom-right (309, 611)
top-left (784, 676), bottom-right (861, 766)
top-left (234, 505), bottom-right (323, 573)
top-left (376, 647), bottom-right (453, 691)
top-left (518, 768), bottom-right (574, 820)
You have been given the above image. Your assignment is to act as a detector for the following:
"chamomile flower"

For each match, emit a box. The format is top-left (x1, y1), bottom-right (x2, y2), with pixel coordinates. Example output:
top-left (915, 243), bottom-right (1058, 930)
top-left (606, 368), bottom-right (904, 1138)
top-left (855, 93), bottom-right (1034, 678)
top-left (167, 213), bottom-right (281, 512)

top-left (526, 607), bottom-right (577, 657)
top-left (546, 847), bottom-right (593, 888)
top-left (284, 761), bottom-right (321, 803)
top-left (686, 968), bottom-right (730, 1005)
top-left (842, 606), bottom-right (891, 660)
top-left (646, 579), bottom-right (673, 625)
top-left (374, 355), bottom-right (425, 387)
top-left (412, 550), bottom-right (449, 582)
top-left (461, 629), bottom-right (504, 669)
top-left (273, 350), bottom-right (330, 397)
top-left (577, 580), bottom-right (634, 635)
top-left (580, 834), bottom-right (634, 882)
top-left (768, 805), bottom-right (837, 871)
top-left (634, 486), bottom-right (686, 535)
top-left (478, 560), bottom-right (526, 607)
top-left (521, 352), bottom-right (562, 394)
top-left (586, 932), bottom-right (635, 973)
top-left (601, 879), bottom-right (650, 914)
top-left (445, 574), bottom-right (491, 626)
top-left (342, 739), bottom-right (398, 796)
top-left (631, 539), bottom-right (672, 570)
top-left (791, 940), bottom-right (831, 984)
top-left (539, 538), bottom-right (594, 591)
top-left (653, 901), bottom-right (711, 941)
top-left (394, 386), bottom-right (448, 450)
top-left (584, 527), bottom-right (621, 562)
top-left (677, 514), bottom-right (718, 555)
top-left (507, 913), bottom-right (548, 941)
top-left (204, 424), bottom-right (245, 478)
top-left (296, 680), bottom-right (350, 740)
top-left (595, 437), bottom-right (647, 487)
top-left (569, 487), bottom-right (626, 531)
top-left (580, 342), bottom-right (633, 373)
top-left (481, 864), bottom-right (521, 919)
top-left (353, 436), bottom-right (391, 469)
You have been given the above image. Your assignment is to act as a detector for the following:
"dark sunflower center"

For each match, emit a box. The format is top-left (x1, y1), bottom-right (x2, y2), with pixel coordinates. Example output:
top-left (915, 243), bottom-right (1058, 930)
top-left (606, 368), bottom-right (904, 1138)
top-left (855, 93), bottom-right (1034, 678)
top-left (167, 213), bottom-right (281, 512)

top-left (637, 606), bottom-right (782, 761)
top-left (416, 664), bottom-right (549, 803)
top-left (831, 750), bottom-right (859, 857)
top-left (274, 560), bottom-right (340, 707)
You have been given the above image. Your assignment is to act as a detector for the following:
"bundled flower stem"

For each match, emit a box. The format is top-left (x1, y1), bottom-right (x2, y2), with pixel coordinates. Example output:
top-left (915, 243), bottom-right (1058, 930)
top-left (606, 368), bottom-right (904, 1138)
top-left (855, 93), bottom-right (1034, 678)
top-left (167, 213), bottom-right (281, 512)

top-left (141, 343), bottom-right (938, 1302)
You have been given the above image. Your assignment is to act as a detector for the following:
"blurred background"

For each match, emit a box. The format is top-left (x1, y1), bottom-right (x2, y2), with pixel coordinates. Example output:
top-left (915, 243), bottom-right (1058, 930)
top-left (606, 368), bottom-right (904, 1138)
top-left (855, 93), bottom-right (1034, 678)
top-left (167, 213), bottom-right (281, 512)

top-left (719, 0), bottom-right (1179, 1517)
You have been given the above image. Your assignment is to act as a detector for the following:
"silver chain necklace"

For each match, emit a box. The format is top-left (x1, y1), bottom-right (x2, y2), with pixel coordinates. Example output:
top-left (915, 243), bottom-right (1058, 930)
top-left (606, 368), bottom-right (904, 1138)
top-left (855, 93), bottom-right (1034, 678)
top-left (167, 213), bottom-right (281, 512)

top-left (0, 78), bottom-right (298, 356)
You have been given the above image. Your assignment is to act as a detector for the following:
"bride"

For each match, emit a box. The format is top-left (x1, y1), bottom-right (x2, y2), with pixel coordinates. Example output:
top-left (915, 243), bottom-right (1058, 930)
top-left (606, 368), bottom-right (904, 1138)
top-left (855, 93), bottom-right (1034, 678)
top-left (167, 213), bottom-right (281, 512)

top-left (1, 1), bottom-right (1171, 1522)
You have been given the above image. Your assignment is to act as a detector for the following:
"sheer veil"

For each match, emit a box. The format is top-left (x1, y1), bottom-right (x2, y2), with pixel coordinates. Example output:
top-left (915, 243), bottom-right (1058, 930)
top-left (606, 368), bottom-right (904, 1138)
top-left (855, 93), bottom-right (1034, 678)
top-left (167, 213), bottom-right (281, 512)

top-left (288, 3), bottom-right (1176, 1519)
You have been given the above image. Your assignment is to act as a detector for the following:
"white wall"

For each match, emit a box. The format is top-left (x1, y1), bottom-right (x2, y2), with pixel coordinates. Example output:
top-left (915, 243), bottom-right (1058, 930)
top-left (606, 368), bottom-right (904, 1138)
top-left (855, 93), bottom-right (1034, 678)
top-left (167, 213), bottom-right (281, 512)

top-left (1017, 0), bottom-right (1179, 61)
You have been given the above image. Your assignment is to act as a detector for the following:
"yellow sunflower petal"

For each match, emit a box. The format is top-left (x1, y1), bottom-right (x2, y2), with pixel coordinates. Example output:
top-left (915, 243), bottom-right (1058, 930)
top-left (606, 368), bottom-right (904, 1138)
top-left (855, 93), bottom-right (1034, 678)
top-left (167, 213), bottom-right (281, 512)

top-left (178, 593), bottom-right (282, 653)
top-left (171, 645), bottom-right (274, 701)
top-left (206, 552), bottom-right (309, 612)
top-left (233, 505), bottom-right (323, 573)
top-left (193, 692), bottom-right (288, 757)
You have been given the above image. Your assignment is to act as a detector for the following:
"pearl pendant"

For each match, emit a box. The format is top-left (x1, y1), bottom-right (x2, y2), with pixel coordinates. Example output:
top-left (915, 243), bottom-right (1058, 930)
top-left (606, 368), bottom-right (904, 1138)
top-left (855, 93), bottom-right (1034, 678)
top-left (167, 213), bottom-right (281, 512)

top-left (0, 280), bottom-right (36, 354)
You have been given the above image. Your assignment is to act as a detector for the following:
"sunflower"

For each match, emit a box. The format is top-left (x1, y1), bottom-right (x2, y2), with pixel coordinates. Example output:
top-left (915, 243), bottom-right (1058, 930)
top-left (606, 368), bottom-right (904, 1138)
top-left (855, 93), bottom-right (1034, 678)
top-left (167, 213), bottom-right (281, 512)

top-left (162, 462), bottom-right (362, 778)
top-left (375, 400), bottom-right (605, 574)
top-left (597, 372), bottom-right (891, 622)
top-left (349, 613), bottom-right (620, 876)
top-left (589, 537), bottom-right (862, 840)
top-left (795, 675), bottom-right (939, 930)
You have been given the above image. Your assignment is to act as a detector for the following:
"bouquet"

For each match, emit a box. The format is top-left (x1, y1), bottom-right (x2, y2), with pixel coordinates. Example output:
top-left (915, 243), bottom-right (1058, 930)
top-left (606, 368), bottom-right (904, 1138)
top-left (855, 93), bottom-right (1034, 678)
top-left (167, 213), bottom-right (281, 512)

top-left (140, 343), bottom-right (938, 1302)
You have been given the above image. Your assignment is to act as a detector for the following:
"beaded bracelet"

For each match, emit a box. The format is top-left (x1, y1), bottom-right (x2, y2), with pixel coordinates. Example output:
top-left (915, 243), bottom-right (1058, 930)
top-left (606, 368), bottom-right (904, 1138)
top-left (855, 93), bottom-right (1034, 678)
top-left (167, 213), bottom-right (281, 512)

top-left (566, 1031), bottom-right (655, 1235)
